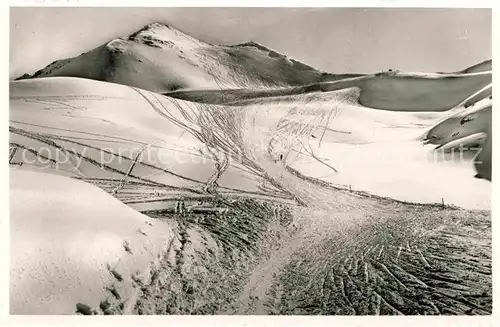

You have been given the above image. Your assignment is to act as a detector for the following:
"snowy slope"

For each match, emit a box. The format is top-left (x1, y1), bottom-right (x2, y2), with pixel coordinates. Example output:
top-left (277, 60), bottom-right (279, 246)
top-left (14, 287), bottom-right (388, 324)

top-left (233, 87), bottom-right (491, 210)
top-left (10, 74), bottom-right (491, 209)
top-left (9, 77), bottom-right (269, 200)
top-left (10, 169), bottom-right (174, 314)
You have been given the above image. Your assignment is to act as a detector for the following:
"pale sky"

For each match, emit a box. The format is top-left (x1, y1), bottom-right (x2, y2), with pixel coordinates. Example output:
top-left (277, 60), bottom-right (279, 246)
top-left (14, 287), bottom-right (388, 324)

top-left (9, 7), bottom-right (491, 79)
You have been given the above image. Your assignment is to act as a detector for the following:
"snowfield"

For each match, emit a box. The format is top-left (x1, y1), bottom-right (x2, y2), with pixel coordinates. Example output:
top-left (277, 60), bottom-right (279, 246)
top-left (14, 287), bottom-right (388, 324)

top-left (9, 22), bottom-right (492, 315)
top-left (10, 75), bottom-right (490, 209)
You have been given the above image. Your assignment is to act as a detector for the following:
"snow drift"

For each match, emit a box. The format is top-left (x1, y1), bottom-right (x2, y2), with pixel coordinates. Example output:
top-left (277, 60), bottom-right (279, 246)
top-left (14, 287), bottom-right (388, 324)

top-left (10, 169), bottom-right (174, 314)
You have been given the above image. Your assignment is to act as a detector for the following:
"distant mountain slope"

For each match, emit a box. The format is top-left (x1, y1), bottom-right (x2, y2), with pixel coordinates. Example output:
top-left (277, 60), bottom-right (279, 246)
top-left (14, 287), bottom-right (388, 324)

top-left (458, 59), bottom-right (492, 74)
top-left (436, 59), bottom-right (492, 74)
top-left (14, 22), bottom-right (363, 92)
top-left (166, 71), bottom-right (492, 111)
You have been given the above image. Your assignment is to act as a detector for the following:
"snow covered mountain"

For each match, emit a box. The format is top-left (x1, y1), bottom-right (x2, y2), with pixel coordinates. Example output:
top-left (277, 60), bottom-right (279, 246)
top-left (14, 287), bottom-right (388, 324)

top-left (9, 20), bottom-right (493, 316)
top-left (15, 22), bottom-right (363, 92)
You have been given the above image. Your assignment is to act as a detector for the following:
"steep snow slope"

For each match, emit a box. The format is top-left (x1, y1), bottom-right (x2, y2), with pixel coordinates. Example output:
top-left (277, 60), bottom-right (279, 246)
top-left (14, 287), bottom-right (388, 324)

top-left (15, 23), bottom-right (357, 92)
top-left (10, 169), bottom-right (173, 314)
top-left (461, 83), bottom-right (492, 108)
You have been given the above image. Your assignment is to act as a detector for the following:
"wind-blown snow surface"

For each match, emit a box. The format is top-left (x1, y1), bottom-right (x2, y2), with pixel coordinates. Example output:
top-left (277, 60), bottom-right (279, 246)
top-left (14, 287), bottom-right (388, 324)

top-left (424, 98), bottom-right (492, 181)
top-left (10, 170), bottom-right (173, 314)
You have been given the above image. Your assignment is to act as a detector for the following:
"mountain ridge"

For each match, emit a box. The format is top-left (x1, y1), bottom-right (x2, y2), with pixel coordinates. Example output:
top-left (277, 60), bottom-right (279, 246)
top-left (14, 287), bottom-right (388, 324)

top-left (15, 21), bottom-right (490, 88)
top-left (12, 22), bottom-right (368, 91)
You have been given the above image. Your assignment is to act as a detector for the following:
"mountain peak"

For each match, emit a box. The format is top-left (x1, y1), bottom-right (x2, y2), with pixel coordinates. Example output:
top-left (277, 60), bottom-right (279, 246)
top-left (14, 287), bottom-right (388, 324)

top-left (144, 22), bottom-right (171, 30)
top-left (124, 21), bottom-right (207, 50)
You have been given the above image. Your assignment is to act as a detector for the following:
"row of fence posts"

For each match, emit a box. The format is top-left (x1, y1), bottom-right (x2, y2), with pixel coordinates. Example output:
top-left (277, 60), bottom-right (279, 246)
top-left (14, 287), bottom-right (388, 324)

top-left (347, 184), bottom-right (446, 209)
